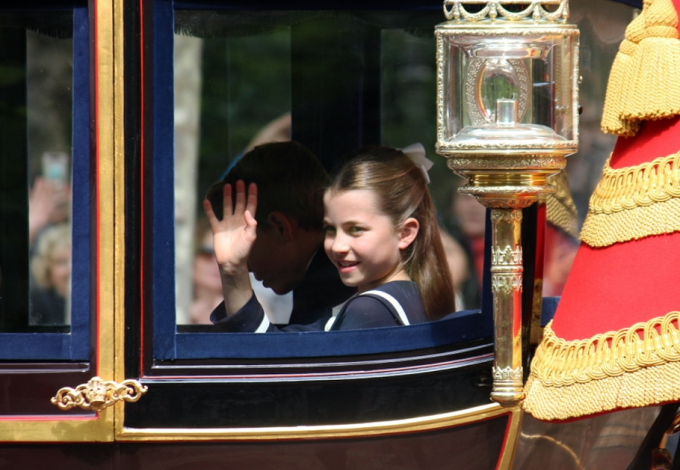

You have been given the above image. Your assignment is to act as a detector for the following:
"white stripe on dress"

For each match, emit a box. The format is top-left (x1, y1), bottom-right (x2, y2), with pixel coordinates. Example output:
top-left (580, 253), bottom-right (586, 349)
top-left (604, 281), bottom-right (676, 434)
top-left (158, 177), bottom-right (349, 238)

top-left (324, 290), bottom-right (409, 331)
top-left (361, 290), bottom-right (410, 326)
top-left (255, 315), bottom-right (270, 333)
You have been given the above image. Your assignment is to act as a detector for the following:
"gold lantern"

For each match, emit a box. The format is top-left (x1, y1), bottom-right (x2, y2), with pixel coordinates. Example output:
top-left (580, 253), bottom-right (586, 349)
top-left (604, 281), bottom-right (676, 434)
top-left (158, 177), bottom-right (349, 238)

top-left (436, 0), bottom-right (580, 406)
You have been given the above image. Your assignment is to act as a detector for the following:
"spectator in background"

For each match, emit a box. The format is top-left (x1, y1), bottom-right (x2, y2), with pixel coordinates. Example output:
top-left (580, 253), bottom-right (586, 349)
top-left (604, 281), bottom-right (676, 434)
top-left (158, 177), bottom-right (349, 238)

top-left (543, 224), bottom-right (579, 297)
top-left (189, 223), bottom-right (224, 324)
top-left (28, 177), bottom-right (70, 247)
top-left (452, 191), bottom-right (486, 287)
top-left (29, 223), bottom-right (71, 325)
top-left (439, 230), bottom-right (469, 310)
top-left (442, 184), bottom-right (486, 310)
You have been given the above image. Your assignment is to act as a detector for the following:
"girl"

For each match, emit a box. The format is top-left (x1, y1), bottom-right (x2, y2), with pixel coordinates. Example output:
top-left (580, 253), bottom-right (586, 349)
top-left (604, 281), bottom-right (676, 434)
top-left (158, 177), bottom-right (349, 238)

top-left (321, 146), bottom-right (455, 330)
top-left (205, 145), bottom-right (455, 332)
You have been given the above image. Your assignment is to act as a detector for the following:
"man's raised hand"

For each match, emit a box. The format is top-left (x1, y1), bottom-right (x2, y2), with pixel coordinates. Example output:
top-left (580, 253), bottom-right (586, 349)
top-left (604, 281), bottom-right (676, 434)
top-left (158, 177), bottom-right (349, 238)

top-left (203, 180), bottom-right (258, 276)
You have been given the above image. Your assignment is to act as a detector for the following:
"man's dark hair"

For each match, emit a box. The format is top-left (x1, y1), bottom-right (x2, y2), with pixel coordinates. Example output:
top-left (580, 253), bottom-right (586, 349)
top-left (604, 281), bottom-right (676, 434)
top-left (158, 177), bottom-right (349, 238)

top-left (206, 141), bottom-right (330, 231)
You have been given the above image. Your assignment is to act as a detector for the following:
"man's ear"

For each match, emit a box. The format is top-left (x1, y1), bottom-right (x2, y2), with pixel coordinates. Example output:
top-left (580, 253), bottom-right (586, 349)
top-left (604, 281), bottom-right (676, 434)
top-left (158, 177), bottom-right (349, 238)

top-left (267, 211), bottom-right (295, 243)
top-left (398, 218), bottom-right (420, 250)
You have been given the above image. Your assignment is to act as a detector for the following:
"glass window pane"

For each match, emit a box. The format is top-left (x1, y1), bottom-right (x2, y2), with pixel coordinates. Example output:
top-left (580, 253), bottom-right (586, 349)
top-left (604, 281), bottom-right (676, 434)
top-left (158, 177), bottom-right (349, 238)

top-left (158, 2), bottom-right (634, 360)
top-left (0, 11), bottom-right (74, 333)
top-left (381, 26), bottom-right (483, 311)
top-left (27, 29), bottom-right (73, 327)
top-left (174, 24), bottom-right (292, 325)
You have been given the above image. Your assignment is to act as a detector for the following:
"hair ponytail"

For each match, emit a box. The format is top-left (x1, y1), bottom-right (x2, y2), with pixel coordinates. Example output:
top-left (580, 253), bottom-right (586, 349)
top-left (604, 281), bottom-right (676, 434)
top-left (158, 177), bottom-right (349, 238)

top-left (330, 146), bottom-right (455, 320)
top-left (404, 189), bottom-right (456, 320)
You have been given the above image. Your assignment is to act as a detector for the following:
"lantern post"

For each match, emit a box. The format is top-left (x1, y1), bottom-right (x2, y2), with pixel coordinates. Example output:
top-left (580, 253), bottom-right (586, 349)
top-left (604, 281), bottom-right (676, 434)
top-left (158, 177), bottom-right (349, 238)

top-left (435, 0), bottom-right (580, 406)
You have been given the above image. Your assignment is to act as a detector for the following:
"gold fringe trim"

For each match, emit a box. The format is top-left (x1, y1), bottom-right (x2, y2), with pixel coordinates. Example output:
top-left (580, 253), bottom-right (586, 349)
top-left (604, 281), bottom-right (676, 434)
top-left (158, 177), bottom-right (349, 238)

top-left (580, 151), bottom-right (680, 247)
top-left (524, 312), bottom-right (680, 421)
top-left (524, 359), bottom-right (680, 421)
top-left (546, 172), bottom-right (579, 239)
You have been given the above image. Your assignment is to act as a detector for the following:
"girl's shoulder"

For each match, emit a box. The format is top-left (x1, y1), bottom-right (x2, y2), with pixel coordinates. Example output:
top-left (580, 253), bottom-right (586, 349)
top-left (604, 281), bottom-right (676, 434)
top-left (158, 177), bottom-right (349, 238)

top-left (335, 281), bottom-right (427, 330)
top-left (361, 281), bottom-right (425, 322)
top-left (366, 280), bottom-right (420, 300)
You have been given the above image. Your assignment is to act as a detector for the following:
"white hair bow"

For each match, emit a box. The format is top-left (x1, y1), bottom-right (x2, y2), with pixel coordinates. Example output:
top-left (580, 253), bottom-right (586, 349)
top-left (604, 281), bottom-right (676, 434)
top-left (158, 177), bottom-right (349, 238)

top-left (401, 143), bottom-right (434, 184)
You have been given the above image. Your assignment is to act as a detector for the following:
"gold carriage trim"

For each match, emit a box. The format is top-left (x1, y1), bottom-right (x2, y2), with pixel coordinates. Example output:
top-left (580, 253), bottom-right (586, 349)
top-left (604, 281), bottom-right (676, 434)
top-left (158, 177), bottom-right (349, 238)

top-left (580, 151), bottom-right (680, 247)
top-left (523, 313), bottom-right (680, 421)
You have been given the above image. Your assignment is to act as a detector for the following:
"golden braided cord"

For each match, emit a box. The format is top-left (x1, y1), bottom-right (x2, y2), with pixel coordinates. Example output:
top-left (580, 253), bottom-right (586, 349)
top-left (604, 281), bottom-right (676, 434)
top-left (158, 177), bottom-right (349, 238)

top-left (546, 171), bottom-right (578, 239)
top-left (580, 151), bottom-right (680, 247)
top-left (529, 314), bottom-right (680, 387)
top-left (589, 152), bottom-right (680, 212)
top-left (524, 312), bottom-right (680, 420)
top-left (546, 196), bottom-right (579, 239)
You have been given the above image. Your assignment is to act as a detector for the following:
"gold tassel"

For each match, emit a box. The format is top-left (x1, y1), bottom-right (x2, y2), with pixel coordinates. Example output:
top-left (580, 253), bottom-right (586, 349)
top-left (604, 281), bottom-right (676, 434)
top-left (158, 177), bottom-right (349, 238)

top-left (600, 11), bottom-right (647, 136)
top-left (621, 0), bottom-right (680, 122)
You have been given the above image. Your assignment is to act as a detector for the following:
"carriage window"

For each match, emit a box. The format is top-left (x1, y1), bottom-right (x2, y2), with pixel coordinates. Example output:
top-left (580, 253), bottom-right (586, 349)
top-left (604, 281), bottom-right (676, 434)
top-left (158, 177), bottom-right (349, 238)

top-left (144, 0), bottom-right (629, 362)
top-left (171, 10), bottom-right (477, 331)
top-left (0, 7), bottom-right (90, 360)
top-left (174, 22), bottom-right (292, 325)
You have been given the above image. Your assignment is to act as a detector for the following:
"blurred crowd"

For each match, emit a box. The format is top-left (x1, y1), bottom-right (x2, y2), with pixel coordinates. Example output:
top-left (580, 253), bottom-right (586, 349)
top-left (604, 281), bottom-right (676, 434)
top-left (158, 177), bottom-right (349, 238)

top-left (28, 176), bottom-right (71, 326)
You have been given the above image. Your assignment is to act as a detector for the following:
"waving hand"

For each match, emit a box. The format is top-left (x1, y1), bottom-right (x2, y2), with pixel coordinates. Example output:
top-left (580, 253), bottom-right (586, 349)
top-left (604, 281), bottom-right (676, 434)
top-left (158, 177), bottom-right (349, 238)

top-left (203, 180), bottom-right (258, 315)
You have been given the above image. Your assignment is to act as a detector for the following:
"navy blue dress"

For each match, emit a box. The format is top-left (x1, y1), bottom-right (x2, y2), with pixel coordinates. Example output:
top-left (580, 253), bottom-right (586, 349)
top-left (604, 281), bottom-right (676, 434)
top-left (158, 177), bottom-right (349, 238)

top-left (212, 280), bottom-right (427, 332)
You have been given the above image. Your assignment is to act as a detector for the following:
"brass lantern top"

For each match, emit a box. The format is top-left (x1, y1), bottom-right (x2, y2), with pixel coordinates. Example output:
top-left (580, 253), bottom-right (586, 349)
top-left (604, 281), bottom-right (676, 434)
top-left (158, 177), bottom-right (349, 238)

top-left (443, 0), bottom-right (570, 23)
top-left (435, 0), bottom-right (579, 208)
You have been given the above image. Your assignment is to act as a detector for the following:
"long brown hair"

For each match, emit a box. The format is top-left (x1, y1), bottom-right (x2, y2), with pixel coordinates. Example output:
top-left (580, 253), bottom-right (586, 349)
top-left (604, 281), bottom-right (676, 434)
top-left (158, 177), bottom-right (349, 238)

top-left (330, 146), bottom-right (455, 320)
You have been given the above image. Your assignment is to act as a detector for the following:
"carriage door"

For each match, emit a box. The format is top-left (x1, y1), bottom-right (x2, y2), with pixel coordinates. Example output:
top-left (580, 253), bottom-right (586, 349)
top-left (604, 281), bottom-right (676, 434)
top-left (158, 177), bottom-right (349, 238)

top-left (0, 0), bottom-right (119, 445)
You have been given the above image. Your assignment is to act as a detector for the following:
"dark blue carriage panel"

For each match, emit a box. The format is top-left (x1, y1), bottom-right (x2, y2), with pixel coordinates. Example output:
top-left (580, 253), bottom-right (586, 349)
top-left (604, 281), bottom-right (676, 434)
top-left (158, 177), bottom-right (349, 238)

top-left (68, 5), bottom-right (91, 361)
top-left (173, 309), bottom-right (491, 360)
top-left (0, 6), bottom-right (90, 361)
top-left (541, 296), bottom-right (560, 326)
top-left (150, 0), bottom-right (177, 361)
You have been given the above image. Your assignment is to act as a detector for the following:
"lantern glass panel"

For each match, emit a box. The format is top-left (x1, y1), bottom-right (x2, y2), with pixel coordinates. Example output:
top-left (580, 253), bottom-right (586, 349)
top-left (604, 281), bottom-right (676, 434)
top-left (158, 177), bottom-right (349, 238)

top-left (442, 32), bottom-right (576, 147)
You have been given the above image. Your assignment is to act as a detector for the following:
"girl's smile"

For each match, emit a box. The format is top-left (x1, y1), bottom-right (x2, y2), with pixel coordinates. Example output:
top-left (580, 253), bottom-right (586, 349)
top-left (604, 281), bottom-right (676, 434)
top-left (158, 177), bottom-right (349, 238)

top-left (323, 189), bottom-right (418, 293)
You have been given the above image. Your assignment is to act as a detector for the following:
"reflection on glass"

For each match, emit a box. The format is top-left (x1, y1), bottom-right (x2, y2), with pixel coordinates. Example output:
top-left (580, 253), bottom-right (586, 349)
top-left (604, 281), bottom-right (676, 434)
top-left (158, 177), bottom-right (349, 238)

top-left (29, 223), bottom-right (71, 325)
top-left (515, 406), bottom-right (661, 469)
top-left (442, 31), bottom-right (576, 146)
top-left (27, 29), bottom-right (73, 328)
top-left (478, 58), bottom-right (524, 124)
top-left (382, 26), bottom-right (483, 310)
top-left (0, 13), bottom-right (73, 331)
top-left (173, 25), bottom-right (292, 324)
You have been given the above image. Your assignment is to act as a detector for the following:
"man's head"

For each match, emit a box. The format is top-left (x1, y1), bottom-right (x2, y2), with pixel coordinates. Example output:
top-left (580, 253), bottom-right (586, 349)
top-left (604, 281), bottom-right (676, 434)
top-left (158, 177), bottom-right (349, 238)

top-left (206, 141), bottom-right (329, 294)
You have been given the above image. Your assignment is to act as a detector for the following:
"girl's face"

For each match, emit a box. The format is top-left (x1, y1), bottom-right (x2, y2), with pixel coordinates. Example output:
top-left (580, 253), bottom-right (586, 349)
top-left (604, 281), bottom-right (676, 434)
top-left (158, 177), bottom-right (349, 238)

top-left (323, 189), bottom-right (418, 293)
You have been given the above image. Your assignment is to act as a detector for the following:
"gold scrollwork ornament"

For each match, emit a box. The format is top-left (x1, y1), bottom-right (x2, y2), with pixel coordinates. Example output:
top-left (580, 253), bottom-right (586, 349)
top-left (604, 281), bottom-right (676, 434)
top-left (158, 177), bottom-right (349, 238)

top-left (51, 377), bottom-right (148, 412)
